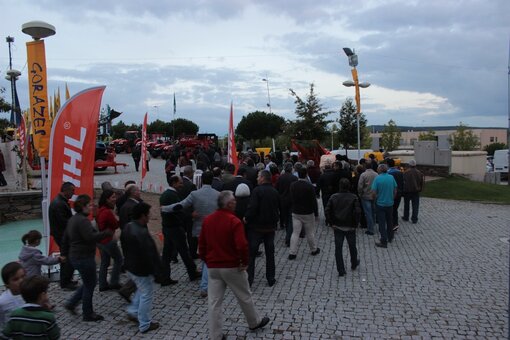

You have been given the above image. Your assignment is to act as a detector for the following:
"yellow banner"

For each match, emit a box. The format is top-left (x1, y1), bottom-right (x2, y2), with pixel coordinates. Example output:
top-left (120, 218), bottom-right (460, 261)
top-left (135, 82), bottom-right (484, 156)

top-left (27, 40), bottom-right (50, 158)
top-left (351, 68), bottom-right (361, 114)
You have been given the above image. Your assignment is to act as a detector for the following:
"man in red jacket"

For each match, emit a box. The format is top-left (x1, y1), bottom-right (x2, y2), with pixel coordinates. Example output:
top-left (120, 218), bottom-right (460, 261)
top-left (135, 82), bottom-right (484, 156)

top-left (199, 191), bottom-right (270, 340)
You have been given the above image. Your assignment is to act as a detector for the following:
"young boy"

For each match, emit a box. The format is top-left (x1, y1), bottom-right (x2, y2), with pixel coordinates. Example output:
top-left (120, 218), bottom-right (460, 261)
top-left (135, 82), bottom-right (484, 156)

top-left (0, 262), bottom-right (25, 329)
top-left (1, 275), bottom-right (60, 339)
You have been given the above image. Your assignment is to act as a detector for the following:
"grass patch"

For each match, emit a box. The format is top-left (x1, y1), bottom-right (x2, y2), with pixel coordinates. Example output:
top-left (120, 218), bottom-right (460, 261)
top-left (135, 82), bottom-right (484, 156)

top-left (422, 175), bottom-right (510, 204)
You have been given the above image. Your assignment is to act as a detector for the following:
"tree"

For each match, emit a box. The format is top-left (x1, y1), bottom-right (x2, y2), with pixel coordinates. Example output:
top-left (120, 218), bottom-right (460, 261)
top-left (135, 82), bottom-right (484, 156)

top-left (418, 129), bottom-right (437, 141)
top-left (0, 87), bottom-right (10, 114)
top-left (170, 118), bottom-right (199, 136)
top-left (147, 119), bottom-right (171, 136)
top-left (287, 83), bottom-right (332, 141)
top-left (337, 98), bottom-right (368, 152)
top-left (236, 111), bottom-right (285, 141)
top-left (380, 119), bottom-right (401, 151)
top-left (483, 142), bottom-right (507, 156)
top-left (449, 123), bottom-right (480, 151)
top-left (111, 120), bottom-right (128, 139)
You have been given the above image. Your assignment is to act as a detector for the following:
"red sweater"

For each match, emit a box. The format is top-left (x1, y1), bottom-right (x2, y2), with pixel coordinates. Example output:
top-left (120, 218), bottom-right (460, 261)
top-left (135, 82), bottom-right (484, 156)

top-left (96, 206), bottom-right (119, 244)
top-left (199, 209), bottom-right (249, 268)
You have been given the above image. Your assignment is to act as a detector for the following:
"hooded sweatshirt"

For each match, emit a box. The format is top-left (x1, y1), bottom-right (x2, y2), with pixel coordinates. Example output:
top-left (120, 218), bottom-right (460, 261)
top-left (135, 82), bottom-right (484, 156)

top-left (18, 245), bottom-right (59, 278)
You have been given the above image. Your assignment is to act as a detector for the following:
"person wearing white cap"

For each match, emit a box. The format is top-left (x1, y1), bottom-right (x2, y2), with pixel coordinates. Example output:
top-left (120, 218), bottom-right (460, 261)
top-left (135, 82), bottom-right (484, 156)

top-left (402, 160), bottom-right (424, 224)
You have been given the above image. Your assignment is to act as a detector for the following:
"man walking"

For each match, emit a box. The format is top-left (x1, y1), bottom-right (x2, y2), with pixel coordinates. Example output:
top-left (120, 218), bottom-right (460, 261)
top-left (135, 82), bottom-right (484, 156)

top-left (275, 162), bottom-right (298, 246)
top-left (244, 170), bottom-right (279, 287)
top-left (48, 182), bottom-right (77, 290)
top-left (199, 191), bottom-right (270, 340)
top-left (371, 164), bottom-right (397, 248)
top-left (159, 175), bottom-right (200, 285)
top-left (121, 202), bottom-right (160, 333)
top-left (402, 159), bottom-right (425, 224)
top-left (162, 171), bottom-right (219, 297)
top-left (288, 168), bottom-right (320, 260)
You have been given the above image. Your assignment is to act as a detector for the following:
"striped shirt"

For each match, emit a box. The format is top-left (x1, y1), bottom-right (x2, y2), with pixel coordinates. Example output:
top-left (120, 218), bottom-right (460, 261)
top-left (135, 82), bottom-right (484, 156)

top-left (1, 304), bottom-right (60, 339)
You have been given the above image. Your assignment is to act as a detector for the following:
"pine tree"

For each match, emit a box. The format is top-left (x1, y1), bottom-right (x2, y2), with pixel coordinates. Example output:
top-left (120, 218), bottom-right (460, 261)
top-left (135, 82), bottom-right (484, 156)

top-left (337, 98), bottom-right (368, 151)
top-left (287, 83), bottom-right (332, 141)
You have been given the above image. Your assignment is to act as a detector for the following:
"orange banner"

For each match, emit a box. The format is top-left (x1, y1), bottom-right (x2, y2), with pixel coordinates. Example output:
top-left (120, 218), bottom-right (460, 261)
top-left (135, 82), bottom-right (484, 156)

top-left (27, 40), bottom-right (51, 158)
top-left (351, 68), bottom-right (361, 114)
top-left (47, 86), bottom-right (105, 255)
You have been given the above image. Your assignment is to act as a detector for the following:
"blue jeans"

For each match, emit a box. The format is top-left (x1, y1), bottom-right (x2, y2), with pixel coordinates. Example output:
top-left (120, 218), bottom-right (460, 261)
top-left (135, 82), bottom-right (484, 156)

top-left (200, 262), bottom-right (208, 292)
top-left (127, 272), bottom-right (154, 332)
top-left (375, 204), bottom-right (393, 244)
top-left (361, 199), bottom-right (375, 233)
top-left (403, 192), bottom-right (420, 222)
top-left (97, 240), bottom-right (123, 289)
top-left (68, 257), bottom-right (97, 317)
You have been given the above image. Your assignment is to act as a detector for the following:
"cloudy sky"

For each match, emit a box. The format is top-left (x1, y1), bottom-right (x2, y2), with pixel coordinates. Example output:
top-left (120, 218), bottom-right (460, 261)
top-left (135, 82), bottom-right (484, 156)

top-left (1, 0), bottom-right (509, 135)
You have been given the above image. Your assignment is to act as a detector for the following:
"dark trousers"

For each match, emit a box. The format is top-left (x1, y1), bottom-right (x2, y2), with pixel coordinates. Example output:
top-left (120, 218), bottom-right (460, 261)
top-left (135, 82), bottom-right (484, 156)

top-left (161, 226), bottom-right (197, 280)
top-left (145, 160), bottom-right (150, 171)
top-left (0, 172), bottom-right (6, 186)
top-left (403, 192), bottom-right (420, 223)
top-left (133, 159), bottom-right (140, 171)
top-left (247, 229), bottom-right (275, 285)
top-left (68, 257), bottom-right (97, 317)
top-left (97, 241), bottom-right (123, 289)
top-left (392, 194), bottom-right (402, 227)
top-left (333, 229), bottom-right (357, 274)
top-left (375, 204), bottom-right (394, 244)
top-left (183, 215), bottom-right (196, 257)
top-left (55, 237), bottom-right (75, 288)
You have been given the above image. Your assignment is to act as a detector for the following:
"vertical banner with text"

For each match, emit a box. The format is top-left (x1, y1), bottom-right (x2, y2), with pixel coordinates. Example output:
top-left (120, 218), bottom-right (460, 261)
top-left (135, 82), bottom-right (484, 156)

top-left (47, 86), bottom-right (105, 255)
top-left (27, 40), bottom-right (51, 158)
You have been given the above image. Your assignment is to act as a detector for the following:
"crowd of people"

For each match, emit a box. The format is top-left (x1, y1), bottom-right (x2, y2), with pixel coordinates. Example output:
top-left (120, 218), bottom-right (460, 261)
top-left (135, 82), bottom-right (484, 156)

top-left (0, 147), bottom-right (424, 339)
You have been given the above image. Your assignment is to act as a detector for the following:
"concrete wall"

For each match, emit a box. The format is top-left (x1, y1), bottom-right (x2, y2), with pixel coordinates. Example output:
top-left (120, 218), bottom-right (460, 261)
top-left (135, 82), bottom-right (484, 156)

top-left (451, 151), bottom-right (487, 181)
top-left (0, 141), bottom-right (17, 179)
top-left (0, 190), bottom-right (43, 224)
top-left (387, 150), bottom-right (488, 181)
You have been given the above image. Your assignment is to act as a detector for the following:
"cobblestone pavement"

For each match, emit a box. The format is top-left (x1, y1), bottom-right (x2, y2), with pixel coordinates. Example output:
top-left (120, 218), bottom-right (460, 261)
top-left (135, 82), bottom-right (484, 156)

top-left (39, 197), bottom-right (508, 339)
top-left (2, 154), bottom-right (509, 338)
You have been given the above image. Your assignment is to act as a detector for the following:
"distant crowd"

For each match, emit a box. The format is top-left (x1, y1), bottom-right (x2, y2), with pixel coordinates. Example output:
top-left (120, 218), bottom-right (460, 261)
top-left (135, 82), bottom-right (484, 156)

top-left (1, 148), bottom-right (424, 339)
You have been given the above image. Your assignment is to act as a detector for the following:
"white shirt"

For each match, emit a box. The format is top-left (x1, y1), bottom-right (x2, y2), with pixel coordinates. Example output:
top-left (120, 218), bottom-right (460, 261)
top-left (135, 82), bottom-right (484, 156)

top-left (0, 290), bottom-right (25, 328)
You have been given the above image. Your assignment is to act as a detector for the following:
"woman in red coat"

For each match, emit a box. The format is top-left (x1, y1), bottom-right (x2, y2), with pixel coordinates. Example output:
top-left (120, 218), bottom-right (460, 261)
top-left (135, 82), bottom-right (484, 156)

top-left (96, 190), bottom-right (123, 291)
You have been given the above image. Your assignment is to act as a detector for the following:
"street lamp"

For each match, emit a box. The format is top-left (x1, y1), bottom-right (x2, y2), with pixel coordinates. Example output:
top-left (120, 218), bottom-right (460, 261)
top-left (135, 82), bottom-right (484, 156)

top-left (342, 47), bottom-right (370, 161)
top-left (262, 77), bottom-right (272, 114)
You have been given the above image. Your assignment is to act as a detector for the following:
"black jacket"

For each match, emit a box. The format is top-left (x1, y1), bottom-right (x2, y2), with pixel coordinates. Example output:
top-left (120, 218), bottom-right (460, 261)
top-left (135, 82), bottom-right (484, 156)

top-left (48, 194), bottom-right (72, 244)
top-left (275, 172), bottom-right (298, 210)
top-left (325, 192), bottom-right (360, 227)
top-left (119, 198), bottom-right (139, 229)
top-left (318, 169), bottom-right (340, 199)
top-left (62, 213), bottom-right (109, 259)
top-left (245, 183), bottom-right (280, 231)
top-left (222, 176), bottom-right (253, 193)
top-left (290, 179), bottom-right (318, 216)
top-left (121, 220), bottom-right (161, 276)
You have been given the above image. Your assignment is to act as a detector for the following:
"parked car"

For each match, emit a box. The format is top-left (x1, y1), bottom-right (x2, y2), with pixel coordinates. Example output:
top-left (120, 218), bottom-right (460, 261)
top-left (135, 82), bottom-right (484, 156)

top-left (493, 149), bottom-right (509, 179)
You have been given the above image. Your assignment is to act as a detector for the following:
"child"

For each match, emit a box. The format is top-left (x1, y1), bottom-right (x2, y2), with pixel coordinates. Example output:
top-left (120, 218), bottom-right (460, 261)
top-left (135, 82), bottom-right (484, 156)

top-left (19, 230), bottom-right (62, 278)
top-left (1, 275), bottom-right (60, 339)
top-left (0, 262), bottom-right (25, 328)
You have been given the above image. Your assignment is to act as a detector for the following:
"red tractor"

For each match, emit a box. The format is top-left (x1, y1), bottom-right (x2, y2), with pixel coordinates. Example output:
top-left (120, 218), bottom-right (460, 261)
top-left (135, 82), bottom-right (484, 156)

top-left (111, 131), bottom-right (140, 153)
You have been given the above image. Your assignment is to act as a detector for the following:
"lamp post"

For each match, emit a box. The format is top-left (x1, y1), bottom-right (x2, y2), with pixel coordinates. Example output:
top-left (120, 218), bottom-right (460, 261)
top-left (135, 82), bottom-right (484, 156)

top-left (342, 47), bottom-right (370, 161)
top-left (262, 77), bottom-right (272, 114)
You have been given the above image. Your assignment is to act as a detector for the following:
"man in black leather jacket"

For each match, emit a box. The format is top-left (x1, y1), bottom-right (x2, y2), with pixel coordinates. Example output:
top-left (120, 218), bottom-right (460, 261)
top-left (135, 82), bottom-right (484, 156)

top-left (325, 178), bottom-right (361, 277)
